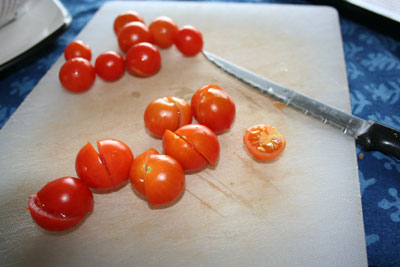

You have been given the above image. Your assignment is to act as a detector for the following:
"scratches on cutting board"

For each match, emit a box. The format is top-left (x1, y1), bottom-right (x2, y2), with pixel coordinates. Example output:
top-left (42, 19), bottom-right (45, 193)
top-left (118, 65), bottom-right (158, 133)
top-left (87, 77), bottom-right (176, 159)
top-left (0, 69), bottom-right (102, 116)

top-left (185, 188), bottom-right (224, 218)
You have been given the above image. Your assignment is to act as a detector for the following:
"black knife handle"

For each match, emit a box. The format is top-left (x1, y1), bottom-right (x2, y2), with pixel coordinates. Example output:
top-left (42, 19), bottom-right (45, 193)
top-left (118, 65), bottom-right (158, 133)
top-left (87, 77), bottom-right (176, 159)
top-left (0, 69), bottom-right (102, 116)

top-left (356, 120), bottom-right (400, 160)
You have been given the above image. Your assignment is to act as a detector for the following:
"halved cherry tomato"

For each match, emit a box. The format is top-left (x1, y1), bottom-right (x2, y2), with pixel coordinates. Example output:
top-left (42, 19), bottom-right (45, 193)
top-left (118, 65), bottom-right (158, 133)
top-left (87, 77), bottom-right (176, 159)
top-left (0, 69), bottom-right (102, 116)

top-left (113, 10), bottom-right (145, 35)
top-left (191, 84), bottom-right (236, 134)
top-left (162, 124), bottom-right (220, 171)
top-left (174, 25), bottom-right (203, 56)
top-left (243, 125), bottom-right (286, 161)
top-left (144, 96), bottom-right (192, 138)
top-left (162, 129), bottom-right (208, 172)
top-left (95, 51), bottom-right (125, 82)
top-left (117, 22), bottom-right (152, 53)
top-left (75, 139), bottom-right (134, 190)
top-left (64, 40), bottom-right (92, 61)
top-left (59, 57), bottom-right (96, 93)
top-left (125, 42), bottom-right (161, 77)
top-left (28, 176), bottom-right (94, 231)
top-left (130, 149), bottom-right (185, 206)
top-left (149, 16), bottom-right (179, 48)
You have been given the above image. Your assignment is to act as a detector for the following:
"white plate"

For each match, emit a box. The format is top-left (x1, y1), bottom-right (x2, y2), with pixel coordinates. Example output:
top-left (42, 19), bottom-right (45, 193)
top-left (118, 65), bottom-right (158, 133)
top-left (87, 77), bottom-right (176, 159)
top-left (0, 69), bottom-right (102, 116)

top-left (0, 0), bottom-right (71, 72)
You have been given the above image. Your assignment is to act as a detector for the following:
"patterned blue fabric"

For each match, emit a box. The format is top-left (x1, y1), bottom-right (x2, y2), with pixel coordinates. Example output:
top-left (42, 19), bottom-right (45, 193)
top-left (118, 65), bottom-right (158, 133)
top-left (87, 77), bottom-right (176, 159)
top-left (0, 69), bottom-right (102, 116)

top-left (0, 0), bottom-right (399, 265)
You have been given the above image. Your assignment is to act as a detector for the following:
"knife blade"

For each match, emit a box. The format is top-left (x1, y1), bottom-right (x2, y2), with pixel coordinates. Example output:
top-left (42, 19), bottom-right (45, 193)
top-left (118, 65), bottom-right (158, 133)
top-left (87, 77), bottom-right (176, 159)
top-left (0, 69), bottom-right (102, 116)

top-left (202, 50), bottom-right (400, 159)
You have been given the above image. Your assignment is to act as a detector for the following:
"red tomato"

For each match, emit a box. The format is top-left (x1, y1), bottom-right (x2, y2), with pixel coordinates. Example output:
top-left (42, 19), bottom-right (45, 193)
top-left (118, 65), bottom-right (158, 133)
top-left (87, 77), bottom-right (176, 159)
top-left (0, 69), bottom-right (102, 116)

top-left (64, 40), bottom-right (92, 61)
top-left (95, 51), bottom-right (125, 82)
top-left (28, 176), bottom-right (94, 231)
top-left (59, 57), bottom-right (96, 93)
top-left (149, 16), bottom-right (179, 48)
top-left (113, 10), bottom-right (145, 35)
top-left (243, 124), bottom-right (286, 161)
top-left (125, 42), bottom-right (161, 77)
top-left (174, 25), bottom-right (203, 56)
top-left (130, 149), bottom-right (185, 206)
top-left (75, 139), bottom-right (134, 190)
top-left (117, 22), bottom-right (152, 53)
top-left (144, 96), bottom-right (192, 138)
top-left (162, 129), bottom-right (208, 172)
top-left (191, 84), bottom-right (236, 134)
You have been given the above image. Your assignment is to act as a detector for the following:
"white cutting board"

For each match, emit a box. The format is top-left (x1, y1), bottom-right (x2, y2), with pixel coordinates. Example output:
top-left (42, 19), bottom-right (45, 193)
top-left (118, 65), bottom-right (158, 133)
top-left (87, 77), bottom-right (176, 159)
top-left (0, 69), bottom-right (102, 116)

top-left (0, 2), bottom-right (367, 266)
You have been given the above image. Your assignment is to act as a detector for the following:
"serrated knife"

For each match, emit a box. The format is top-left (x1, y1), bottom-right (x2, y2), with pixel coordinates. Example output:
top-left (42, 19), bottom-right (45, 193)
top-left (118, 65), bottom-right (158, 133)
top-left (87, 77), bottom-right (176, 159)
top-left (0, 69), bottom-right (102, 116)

top-left (202, 50), bottom-right (400, 159)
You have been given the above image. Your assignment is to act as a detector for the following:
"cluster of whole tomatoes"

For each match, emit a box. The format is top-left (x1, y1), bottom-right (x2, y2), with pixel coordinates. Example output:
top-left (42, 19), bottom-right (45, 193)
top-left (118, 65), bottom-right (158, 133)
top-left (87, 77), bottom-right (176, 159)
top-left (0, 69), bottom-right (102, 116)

top-left (59, 10), bottom-right (203, 93)
top-left (29, 10), bottom-right (287, 232)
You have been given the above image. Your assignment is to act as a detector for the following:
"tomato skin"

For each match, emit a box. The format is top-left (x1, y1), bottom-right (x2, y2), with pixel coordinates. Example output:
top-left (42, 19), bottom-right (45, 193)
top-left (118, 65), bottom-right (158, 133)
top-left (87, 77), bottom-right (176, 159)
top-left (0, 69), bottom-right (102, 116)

top-left (162, 129), bottom-right (208, 172)
top-left (64, 40), bottom-right (92, 61)
top-left (28, 177), bottom-right (93, 231)
top-left (174, 25), bottom-right (203, 56)
top-left (149, 16), bottom-right (179, 48)
top-left (243, 125), bottom-right (286, 161)
top-left (95, 51), bottom-right (125, 81)
top-left (130, 149), bottom-right (185, 206)
top-left (175, 124), bottom-right (220, 166)
top-left (125, 42), bottom-right (161, 77)
top-left (130, 148), bottom-right (159, 196)
top-left (59, 58), bottom-right (96, 93)
top-left (75, 139), bottom-right (134, 190)
top-left (191, 84), bottom-right (236, 134)
top-left (113, 10), bottom-right (145, 35)
top-left (117, 22), bottom-right (152, 53)
top-left (144, 96), bottom-right (192, 138)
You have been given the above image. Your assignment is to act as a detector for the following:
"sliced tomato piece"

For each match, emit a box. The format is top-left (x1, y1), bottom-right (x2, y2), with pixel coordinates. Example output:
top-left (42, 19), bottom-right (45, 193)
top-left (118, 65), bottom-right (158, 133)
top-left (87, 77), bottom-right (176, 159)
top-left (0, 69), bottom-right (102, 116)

top-left (129, 148), bottom-right (159, 196)
top-left (162, 129), bottom-right (208, 172)
top-left (175, 124), bottom-right (220, 166)
top-left (243, 124), bottom-right (286, 161)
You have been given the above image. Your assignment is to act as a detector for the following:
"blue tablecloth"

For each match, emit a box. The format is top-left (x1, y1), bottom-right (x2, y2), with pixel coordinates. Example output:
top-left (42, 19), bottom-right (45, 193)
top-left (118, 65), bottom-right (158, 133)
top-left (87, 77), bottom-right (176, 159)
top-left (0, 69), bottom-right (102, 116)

top-left (0, 0), bottom-right (399, 266)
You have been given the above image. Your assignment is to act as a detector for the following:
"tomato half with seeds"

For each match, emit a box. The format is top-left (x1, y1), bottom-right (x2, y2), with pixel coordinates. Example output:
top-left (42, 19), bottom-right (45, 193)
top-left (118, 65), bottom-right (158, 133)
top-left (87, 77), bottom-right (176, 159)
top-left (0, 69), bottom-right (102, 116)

top-left (28, 176), bottom-right (94, 231)
top-left (144, 96), bottom-right (192, 138)
top-left (75, 139), bottom-right (134, 190)
top-left (113, 10), bottom-right (145, 35)
top-left (129, 149), bottom-right (185, 206)
top-left (243, 125), bottom-right (286, 161)
top-left (149, 16), bottom-right (179, 48)
top-left (191, 84), bottom-right (236, 134)
top-left (117, 22), bottom-right (152, 53)
top-left (64, 40), bottom-right (92, 61)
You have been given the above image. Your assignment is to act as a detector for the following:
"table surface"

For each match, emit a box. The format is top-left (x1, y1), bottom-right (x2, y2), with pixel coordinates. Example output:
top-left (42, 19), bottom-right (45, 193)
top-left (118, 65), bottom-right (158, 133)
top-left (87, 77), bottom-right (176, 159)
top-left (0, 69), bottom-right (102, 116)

top-left (0, 0), bottom-right (399, 266)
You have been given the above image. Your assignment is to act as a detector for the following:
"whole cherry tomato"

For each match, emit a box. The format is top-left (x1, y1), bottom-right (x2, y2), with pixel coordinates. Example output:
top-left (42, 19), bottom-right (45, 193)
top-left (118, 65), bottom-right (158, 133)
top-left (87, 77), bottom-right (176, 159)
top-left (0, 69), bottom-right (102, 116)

top-left (174, 25), bottom-right (203, 56)
top-left (75, 139), bottom-right (134, 190)
top-left (64, 40), bottom-right (92, 61)
top-left (95, 51), bottom-right (125, 82)
top-left (125, 42), bottom-right (161, 77)
top-left (144, 96), bottom-right (192, 138)
top-left (191, 84), bottom-right (236, 134)
top-left (162, 124), bottom-right (220, 171)
top-left (117, 22), bottom-right (152, 53)
top-left (129, 149), bottom-right (185, 206)
top-left (243, 124), bottom-right (286, 161)
top-left (149, 16), bottom-right (179, 49)
top-left (113, 10), bottom-right (145, 35)
top-left (59, 57), bottom-right (96, 93)
top-left (28, 176), bottom-right (94, 231)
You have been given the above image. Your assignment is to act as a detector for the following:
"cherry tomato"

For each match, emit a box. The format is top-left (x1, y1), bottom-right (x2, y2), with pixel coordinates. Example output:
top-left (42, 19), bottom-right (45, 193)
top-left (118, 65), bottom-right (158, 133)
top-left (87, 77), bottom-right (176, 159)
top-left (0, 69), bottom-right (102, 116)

top-left (59, 58), bottom-right (96, 93)
top-left (174, 25), bottom-right (203, 56)
top-left (144, 96), bottom-right (192, 138)
top-left (113, 10), bottom-right (145, 35)
top-left (125, 42), bottom-right (161, 77)
top-left (95, 51), bottom-right (125, 82)
top-left (75, 139), bottom-right (134, 190)
top-left (243, 124), bottom-right (286, 161)
top-left (162, 129), bottom-right (208, 172)
top-left (64, 40), bottom-right (92, 61)
top-left (149, 16), bottom-right (179, 49)
top-left (162, 124), bottom-right (220, 171)
top-left (28, 176), bottom-right (94, 231)
top-left (191, 84), bottom-right (236, 134)
top-left (117, 22), bottom-right (152, 53)
top-left (130, 149), bottom-right (185, 206)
